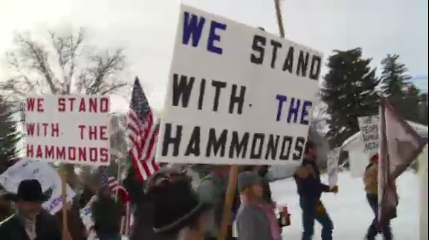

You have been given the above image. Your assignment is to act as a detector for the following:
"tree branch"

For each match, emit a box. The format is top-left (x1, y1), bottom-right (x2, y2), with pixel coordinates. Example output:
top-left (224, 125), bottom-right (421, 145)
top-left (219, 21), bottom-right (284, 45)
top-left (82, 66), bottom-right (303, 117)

top-left (13, 33), bottom-right (59, 94)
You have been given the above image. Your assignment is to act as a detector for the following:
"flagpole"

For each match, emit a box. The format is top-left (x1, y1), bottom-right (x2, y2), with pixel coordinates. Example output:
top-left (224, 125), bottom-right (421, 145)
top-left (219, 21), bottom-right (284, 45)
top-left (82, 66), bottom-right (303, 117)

top-left (274, 0), bottom-right (285, 38)
top-left (115, 161), bottom-right (121, 201)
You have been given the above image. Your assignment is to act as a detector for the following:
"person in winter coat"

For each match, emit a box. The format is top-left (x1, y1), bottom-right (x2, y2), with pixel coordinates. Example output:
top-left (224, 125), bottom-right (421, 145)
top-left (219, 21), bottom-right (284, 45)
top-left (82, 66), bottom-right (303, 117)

top-left (294, 141), bottom-right (337, 240)
top-left (125, 167), bottom-right (176, 240)
top-left (55, 200), bottom-right (87, 240)
top-left (363, 154), bottom-right (396, 240)
top-left (148, 169), bottom-right (213, 240)
top-left (235, 171), bottom-right (282, 240)
top-left (91, 186), bottom-right (125, 240)
top-left (0, 179), bottom-right (67, 240)
top-left (197, 165), bottom-right (239, 240)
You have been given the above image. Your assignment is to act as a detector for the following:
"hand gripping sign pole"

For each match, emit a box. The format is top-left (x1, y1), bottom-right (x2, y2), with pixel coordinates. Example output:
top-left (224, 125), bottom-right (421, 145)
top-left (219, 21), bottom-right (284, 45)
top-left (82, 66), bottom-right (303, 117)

top-left (217, 166), bottom-right (239, 240)
top-left (217, 2), bottom-right (286, 240)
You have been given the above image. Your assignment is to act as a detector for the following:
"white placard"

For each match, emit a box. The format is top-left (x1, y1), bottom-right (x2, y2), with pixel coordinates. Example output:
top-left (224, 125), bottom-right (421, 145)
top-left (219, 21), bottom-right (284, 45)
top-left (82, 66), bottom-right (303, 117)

top-left (80, 196), bottom-right (97, 231)
top-left (0, 159), bottom-right (75, 214)
top-left (357, 116), bottom-right (379, 156)
top-left (156, 5), bottom-right (322, 165)
top-left (25, 95), bottom-right (110, 165)
top-left (326, 148), bottom-right (340, 188)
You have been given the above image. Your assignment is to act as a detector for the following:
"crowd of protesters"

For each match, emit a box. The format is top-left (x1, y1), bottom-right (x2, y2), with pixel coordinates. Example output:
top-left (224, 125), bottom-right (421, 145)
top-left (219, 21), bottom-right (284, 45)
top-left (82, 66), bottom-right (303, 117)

top-left (0, 140), bottom-right (399, 240)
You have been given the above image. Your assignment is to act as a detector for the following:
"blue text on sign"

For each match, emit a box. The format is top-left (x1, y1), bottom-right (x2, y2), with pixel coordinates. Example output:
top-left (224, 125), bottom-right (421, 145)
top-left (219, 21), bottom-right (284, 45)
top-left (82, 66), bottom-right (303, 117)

top-left (275, 94), bottom-right (312, 125)
top-left (182, 11), bottom-right (227, 55)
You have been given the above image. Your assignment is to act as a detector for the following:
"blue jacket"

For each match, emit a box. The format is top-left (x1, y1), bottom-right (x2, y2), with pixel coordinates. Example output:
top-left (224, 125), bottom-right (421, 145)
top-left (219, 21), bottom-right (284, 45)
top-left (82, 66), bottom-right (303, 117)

top-left (294, 157), bottom-right (330, 199)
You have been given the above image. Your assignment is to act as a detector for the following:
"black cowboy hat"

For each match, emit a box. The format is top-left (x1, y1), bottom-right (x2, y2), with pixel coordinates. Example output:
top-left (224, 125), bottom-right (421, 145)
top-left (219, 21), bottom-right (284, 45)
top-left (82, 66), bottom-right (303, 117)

top-left (7, 179), bottom-right (51, 203)
top-left (147, 170), bottom-right (212, 235)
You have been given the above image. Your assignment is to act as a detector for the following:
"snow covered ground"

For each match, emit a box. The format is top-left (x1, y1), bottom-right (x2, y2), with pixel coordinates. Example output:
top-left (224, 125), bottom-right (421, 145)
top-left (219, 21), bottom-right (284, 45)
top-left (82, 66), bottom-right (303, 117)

top-left (271, 171), bottom-right (420, 240)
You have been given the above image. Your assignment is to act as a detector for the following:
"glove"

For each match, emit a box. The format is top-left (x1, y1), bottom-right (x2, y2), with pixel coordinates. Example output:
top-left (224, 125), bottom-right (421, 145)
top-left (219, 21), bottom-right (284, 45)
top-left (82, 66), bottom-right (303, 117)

top-left (331, 185), bottom-right (339, 193)
top-left (315, 201), bottom-right (326, 214)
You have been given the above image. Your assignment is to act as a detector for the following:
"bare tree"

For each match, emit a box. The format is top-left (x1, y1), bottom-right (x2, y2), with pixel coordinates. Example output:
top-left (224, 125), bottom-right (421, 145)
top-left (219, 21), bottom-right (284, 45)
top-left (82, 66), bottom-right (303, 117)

top-left (1, 28), bottom-right (129, 186)
top-left (310, 102), bottom-right (327, 131)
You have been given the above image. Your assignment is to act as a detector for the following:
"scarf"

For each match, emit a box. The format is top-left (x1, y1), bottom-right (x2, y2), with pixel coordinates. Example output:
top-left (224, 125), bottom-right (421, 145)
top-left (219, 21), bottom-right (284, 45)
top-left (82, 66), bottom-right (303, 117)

top-left (241, 196), bottom-right (282, 240)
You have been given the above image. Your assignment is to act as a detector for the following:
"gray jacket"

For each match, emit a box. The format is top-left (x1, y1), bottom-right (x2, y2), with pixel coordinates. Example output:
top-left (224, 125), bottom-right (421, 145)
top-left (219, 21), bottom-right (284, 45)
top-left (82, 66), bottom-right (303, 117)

top-left (236, 203), bottom-right (273, 240)
top-left (197, 172), bottom-right (226, 237)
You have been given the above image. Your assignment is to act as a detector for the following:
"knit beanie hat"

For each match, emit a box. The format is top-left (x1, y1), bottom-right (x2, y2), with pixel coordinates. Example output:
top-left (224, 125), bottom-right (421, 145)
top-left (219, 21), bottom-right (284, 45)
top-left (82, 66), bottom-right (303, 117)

top-left (238, 171), bottom-right (261, 193)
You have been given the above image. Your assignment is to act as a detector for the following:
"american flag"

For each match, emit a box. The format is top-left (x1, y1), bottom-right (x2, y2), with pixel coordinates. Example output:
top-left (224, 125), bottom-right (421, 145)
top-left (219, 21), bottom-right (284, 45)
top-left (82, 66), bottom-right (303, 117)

top-left (127, 77), bottom-right (160, 181)
top-left (107, 176), bottom-right (131, 236)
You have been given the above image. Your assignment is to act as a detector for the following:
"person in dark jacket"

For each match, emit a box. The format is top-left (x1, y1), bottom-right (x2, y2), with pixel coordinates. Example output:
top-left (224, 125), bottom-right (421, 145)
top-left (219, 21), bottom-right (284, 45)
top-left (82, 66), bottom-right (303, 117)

top-left (294, 141), bottom-right (338, 240)
top-left (91, 186), bottom-right (125, 240)
top-left (125, 167), bottom-right (177, 240)
top-left (148, 169), bottom-right (213, 240)
top-left (55, 200), bottom-right (87, 240)
top-left (0, 179), bottom-right (65, 240)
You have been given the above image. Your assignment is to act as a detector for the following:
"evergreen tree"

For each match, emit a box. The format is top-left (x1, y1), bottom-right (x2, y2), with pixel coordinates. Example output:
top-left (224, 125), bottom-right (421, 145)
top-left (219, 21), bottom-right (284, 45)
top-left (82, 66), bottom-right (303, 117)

top-left (0, 98), bottom-right (21, 174)
top-left (321, 48), bottom-right (379, 147)
top-left (379, 54), bottom-right (428, 125)
top-left (380, 54), bottom-right (411, 97)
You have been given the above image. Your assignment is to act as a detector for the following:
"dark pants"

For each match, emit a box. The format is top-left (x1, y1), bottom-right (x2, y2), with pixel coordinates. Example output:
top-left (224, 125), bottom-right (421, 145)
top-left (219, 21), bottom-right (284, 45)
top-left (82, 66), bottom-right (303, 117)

top-left (299, 197), bottom-right (333, 240)
top-left (206, 238), bottom-right (237, 240)
top-left (366, 194), bottom-right (393, 240)
top-left (97, 233), bottom-right (121, 240)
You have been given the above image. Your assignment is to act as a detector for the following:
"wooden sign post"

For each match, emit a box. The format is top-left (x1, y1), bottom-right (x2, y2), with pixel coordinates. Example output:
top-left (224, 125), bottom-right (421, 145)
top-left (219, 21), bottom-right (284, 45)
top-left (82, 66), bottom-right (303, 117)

top-left (274, 0), bottom-right (285, 38)
top-left (217, 166), bottom-right (239, 240)
top-left (60, 164), bottom-right (69, 236)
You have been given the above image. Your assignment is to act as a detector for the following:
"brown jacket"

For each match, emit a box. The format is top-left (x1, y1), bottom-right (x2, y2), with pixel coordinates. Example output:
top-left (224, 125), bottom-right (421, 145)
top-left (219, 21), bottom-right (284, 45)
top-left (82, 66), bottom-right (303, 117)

top-left (55, 203), bottom-right (87, 240)
top-left (363, 163), bottom-right (378, 195)
top-left (363, 163), bottom-right (398, 198)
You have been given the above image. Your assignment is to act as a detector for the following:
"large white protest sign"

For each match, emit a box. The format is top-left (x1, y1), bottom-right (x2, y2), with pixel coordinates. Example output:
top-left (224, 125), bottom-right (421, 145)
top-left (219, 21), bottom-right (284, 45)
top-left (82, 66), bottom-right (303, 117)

top-left (326, 148), bottom-right (340, 188)
top-left (156, 5), bottom-right (322, 165)
top-left (0, 159), bottom-right (75, 214)
top-left (357, 116), bottom-right (379, 156)
top-left (25, 95), bottom-right (110, 165)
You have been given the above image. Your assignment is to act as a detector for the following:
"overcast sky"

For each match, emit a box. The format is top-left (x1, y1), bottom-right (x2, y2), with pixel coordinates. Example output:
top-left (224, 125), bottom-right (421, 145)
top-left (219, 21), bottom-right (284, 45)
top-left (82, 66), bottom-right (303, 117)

top-left (0, 0), bottom-right (428, 112)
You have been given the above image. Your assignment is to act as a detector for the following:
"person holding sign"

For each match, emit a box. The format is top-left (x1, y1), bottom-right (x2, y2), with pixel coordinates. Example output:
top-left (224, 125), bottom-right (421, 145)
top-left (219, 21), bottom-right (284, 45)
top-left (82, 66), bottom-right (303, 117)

top-left (294, 141), bottom-right (337, 240)
top-left (0, 179), bottom-right (70, 240)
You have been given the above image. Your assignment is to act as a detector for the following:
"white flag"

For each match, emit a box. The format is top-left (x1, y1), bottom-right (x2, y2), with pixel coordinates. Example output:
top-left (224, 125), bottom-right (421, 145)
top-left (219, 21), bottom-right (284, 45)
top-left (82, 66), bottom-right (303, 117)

top-left (326, 148), bottom-right (340, 189)
top-left (378, 97), bottom-right (427, 225)
top-left (382, 98), bottom-right (427, 179)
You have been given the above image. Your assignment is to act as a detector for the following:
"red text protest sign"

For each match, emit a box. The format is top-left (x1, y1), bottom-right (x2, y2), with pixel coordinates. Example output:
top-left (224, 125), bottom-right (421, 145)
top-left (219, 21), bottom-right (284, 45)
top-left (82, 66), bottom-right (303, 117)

top-left (25, 95), bottom-right (110, 165)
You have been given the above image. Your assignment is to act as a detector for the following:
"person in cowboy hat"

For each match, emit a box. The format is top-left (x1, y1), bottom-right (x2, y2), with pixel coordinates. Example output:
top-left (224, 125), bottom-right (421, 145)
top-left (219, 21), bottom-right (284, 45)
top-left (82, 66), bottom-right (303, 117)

top-left (147, 169), bottom-right (213, 240)
top-left (0, 179), bottom-right (67, 240)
